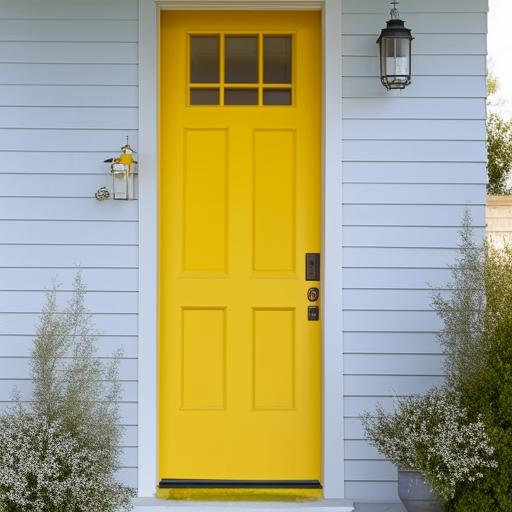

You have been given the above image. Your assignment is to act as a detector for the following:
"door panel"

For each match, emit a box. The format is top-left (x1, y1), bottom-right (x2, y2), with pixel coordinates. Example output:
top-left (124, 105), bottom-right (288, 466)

top-left (159, 10), bottom-right (321, 484)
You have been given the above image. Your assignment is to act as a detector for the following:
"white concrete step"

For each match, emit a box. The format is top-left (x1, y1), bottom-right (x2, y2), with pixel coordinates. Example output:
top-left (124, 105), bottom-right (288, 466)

top-left (354, 504), bottom-right (405, 512)
top-left (133, 498), bottom-right (354, 512)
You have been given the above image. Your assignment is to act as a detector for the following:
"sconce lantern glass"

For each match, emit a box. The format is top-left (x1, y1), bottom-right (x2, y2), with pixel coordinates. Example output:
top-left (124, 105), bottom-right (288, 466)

top-left (111, 163), bottom-right (136, 200)
top-left (103, 139), bottom-right (137, 200)
top-left (377, 1), bottom-right (414, 90)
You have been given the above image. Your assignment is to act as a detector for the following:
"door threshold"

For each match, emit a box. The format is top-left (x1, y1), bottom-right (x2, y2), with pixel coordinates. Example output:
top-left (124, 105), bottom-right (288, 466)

top-left (159, 479), bottom-right (322, 489)
top-left (133, 497), bottom-right (354, 512)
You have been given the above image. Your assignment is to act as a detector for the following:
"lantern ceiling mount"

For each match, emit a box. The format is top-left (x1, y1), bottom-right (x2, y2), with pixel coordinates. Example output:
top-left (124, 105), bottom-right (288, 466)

top-left (390, 0), bottom-right (400, 19)
top-left (377, 1), bottom-right (414, 91)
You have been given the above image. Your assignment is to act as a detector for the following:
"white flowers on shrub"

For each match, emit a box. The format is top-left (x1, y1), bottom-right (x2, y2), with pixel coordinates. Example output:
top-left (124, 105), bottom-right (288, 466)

top-left (362, 389), bottom-right (497, 500)
top-left (0, 406), bottom-right (132, 512)
top-left (0, 274), bottom-right (135, 512)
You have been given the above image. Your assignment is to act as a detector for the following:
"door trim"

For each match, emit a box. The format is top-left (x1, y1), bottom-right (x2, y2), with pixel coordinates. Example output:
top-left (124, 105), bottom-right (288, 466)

top-left (138, 0), bottom-right (344, 499)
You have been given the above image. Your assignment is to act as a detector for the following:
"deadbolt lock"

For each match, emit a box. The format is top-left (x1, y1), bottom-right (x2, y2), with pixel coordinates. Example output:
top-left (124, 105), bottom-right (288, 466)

top-left (307, 287), bottom-right (320, 302)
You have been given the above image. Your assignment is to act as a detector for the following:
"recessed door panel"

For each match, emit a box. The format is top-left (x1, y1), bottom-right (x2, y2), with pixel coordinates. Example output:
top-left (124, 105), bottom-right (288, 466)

top-left (253, 129), bottom-right (296, 274)
top-left (183, 129), bottom-right (228, 273)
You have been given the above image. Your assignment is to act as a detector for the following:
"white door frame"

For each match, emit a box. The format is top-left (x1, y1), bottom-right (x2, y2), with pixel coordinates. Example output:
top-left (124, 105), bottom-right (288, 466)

top-left (138, 0), bottom-right (344, 499)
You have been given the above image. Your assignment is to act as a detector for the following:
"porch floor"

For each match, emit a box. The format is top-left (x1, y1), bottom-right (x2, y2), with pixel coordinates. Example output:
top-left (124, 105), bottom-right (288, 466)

top-left (133, 498), bottom-right (354, 512)
top-left (354, 504), bottom-right (406, 512)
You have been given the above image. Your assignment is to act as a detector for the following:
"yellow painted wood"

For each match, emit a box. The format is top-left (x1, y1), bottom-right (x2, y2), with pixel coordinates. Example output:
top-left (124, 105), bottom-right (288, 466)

top-left (160, 10), bottom-right (321, 485)
top-left (156, 488), bottom-right (323, 501)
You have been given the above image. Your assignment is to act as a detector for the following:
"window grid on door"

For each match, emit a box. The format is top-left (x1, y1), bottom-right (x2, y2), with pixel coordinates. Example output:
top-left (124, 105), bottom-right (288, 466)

top-left (188, 32), bottom-right (294, 106)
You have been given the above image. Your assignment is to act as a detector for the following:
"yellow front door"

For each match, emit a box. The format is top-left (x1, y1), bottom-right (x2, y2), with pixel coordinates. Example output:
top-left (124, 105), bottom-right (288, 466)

top-left (159, 10), bottom-right (322, 486)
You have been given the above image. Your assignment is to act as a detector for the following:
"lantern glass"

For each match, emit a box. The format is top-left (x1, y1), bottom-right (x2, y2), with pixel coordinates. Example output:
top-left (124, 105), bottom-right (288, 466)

top-left (111, 166), bottom-right (136, 200)
top-left (380, 37), bottom-right (411, 90)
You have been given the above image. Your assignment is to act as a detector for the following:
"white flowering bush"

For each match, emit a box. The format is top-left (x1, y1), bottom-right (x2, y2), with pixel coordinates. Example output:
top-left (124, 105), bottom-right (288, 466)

top-left (0, 406), bottom-right (133, 512)
top-left (0, 274), bottom-right (135, 512)
top-left (362, 388), bottom-right (497, 501)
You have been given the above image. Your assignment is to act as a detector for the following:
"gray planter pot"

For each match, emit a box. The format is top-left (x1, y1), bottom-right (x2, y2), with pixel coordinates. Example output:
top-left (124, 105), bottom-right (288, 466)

top-left (398, 470), bottom-right (444, 512)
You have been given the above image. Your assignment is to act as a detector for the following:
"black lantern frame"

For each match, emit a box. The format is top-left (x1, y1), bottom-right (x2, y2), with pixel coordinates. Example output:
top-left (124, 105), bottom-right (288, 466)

top-left (377, 2), bottom-right (414, 90)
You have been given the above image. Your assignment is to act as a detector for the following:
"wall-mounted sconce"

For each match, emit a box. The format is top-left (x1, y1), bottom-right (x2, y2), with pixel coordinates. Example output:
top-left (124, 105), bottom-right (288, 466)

top-left (96, 138), bottom-right (138, 201)
top-left (377, 1), bottom-right (414, 90)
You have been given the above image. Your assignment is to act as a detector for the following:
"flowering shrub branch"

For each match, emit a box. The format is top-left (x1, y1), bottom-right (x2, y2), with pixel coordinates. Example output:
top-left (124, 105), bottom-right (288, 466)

top-left (362, 389), bottom-right (497, 500)
top-left (0, 273), bottom-right (135, 512)
top-left (362, 214), bottom-right (506, 507)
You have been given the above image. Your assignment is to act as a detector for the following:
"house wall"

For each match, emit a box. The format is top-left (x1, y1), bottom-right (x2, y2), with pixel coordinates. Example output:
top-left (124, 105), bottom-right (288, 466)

top-left (0, 0), bottom-right (139, 488)
top-left (487, 195), bottom-right (512, 248)
top-left (0, 0), bottom-right (487, 502)
top-left (341, 0), bottom-right (488, 500)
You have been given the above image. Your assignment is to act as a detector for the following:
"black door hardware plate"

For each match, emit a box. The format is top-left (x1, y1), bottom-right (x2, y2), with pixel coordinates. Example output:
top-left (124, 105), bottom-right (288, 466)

top-left (308, 306), bottom-right (319, 321)
top-left (305, 253), bottom-right (320, 281)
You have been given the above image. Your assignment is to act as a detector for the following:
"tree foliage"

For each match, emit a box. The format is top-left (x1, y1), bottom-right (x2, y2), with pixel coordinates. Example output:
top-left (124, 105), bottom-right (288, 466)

top-left (448, 242), bottom-right (512, 512)
top-left (487, 112), bottom-right (512, 195)
top-left (487, 75), bottom-right (498, 97)
top-left (487, 74), bottom-right (512, 195)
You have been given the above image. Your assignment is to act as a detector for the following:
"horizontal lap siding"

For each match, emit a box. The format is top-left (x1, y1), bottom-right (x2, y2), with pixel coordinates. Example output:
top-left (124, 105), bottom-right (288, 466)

top-left (0, 0), bottom-right (489, 500)
top-left (0, 0), bottom-right (138, 489)
top-left (342, 0), bottom-right (487, 501)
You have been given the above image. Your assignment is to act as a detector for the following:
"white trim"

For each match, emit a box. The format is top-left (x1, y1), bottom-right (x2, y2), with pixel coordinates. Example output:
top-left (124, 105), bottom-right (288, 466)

top-left (138, 0), bottom-right (159, 498)
top-left (133, 497), bottom-right (354, 511)
top-left (138, 0), bottom-right (344, 499)
top-left (157, 0), bottom-right (324, 8)
top-left (321, 0), bottom-right (344, 499)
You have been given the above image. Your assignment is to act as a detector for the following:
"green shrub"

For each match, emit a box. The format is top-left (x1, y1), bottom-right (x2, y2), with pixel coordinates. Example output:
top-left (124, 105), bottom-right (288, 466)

top-left (446, 244), bottom-right (512, 512)
top-left (0, 274), bottom-right (135, 512)
top-left (432, 211), bottom-right (486, 395)
top-left (364, 214), bottom-right (512, 510)
top-left (431, 216), bottom-right (512, 511)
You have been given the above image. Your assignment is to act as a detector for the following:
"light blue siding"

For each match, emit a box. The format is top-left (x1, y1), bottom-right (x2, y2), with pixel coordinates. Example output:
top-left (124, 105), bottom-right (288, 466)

top-left (0, 334), bottom-right (138, 358)
top-left (0, 269), bottom-right (137, 291)
top-left (0, 42), bottom-right (137, 63)
top-left (343, 98), bottom-right (486, 119)
top-left (0, 0), bottom-right (488, 502)
top-left (343, 76), bottom-right (487, 98)
top-left (0, 108), bottom-right (138, 129)
top-left (344, 120), bottom-right (486, 140)
top-left (343, 55), bottom-right (486, 76)
top-left (342, 0), bottom-right (488, 13)
top-left (0, 86), bottom-right (138, 106)
top-left (344, 332), bottom-right (442, 355)
top-left (341, 0), bottom-right (487, 500)
top-left (344, 185), bottom-right (485, 204)
top-left (0, 0), bottom-right (138, 488)
top-left (0, 0), bottom-right (138, 18)
top-left (343, 162), bottom-right (486, 184)
top-left (0, 20), bottom-right (138, 41)
top-left (343, 205), bottom-right (485, 226)
top-left (0, 64), bottom-right (139, 86)
top-left (342, 13), bottom-right (487, 34)
top-left (343, 34), bottom-right (487, 56)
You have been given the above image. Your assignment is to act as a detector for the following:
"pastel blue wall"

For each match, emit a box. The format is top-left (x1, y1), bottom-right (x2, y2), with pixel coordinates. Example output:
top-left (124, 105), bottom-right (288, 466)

top-left (0, 0), bottom-right (488, 501)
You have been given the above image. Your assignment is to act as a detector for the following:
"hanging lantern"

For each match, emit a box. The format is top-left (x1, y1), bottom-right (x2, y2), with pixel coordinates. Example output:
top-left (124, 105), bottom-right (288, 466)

top-left (103, 138), bottom-right (138, 200)
top-left (377, 1), bottom-right (414, 90)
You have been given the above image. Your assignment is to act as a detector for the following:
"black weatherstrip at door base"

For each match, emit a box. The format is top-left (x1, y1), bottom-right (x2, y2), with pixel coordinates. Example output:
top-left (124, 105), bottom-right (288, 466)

top-left (159, 479), bottom-right (322, 489)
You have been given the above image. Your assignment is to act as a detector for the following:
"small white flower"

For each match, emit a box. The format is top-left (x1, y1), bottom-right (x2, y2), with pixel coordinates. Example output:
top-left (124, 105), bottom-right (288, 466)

top-left (362, 389), bottom-right (497, 501)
